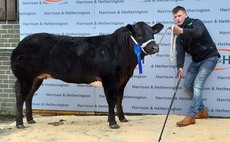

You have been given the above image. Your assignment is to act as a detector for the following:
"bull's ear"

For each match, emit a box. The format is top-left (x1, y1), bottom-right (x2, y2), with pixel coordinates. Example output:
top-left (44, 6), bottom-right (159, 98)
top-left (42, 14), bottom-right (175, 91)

top-left (126, 24), bottom-right (135, 35)
top-left (152, 23), bottom-right (164, 34)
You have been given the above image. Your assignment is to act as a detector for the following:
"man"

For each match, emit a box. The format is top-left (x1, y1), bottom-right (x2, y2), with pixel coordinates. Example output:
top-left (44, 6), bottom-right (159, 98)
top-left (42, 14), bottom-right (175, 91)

top-left (171, 6), bottom-right (220, 126)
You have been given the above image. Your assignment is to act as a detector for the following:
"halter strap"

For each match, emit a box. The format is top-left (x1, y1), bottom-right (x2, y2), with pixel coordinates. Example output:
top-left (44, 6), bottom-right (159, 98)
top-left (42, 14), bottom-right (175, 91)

top-left (130, 35), bottom-right (155, 54)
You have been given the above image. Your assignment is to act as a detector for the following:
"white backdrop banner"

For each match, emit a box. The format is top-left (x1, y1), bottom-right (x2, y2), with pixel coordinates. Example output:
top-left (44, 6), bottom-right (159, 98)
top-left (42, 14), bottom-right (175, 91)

top-left (19, 0), bottom-right (230, 117)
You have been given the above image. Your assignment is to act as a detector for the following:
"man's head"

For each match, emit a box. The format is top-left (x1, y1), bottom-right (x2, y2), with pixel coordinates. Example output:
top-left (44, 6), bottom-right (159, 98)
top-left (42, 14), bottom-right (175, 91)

top-left (172, 6), bottom-right (188, 26)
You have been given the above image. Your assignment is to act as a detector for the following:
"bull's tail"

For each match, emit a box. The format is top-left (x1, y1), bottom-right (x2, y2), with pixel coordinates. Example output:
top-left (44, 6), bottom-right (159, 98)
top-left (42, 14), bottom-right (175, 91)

top-left (10, 45), bottom-right (21, 77)
top-left (14, 79), bottom-right (20, 96)
top-left (10, 40), bottom-right (34, 79)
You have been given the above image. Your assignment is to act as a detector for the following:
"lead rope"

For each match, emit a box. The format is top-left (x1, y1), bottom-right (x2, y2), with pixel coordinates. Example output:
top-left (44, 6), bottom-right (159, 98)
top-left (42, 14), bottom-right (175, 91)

top-left (169, 25), bottom-right (177, 64)
top-left (157, 25), bottom-right (177, 64)
top-left (157, 26), bottom-right (178, 142)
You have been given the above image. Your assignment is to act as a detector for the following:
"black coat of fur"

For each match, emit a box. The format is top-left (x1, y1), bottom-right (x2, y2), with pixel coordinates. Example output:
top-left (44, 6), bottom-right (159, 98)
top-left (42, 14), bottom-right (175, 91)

top-left (11, 21), bottom-right (163, 129)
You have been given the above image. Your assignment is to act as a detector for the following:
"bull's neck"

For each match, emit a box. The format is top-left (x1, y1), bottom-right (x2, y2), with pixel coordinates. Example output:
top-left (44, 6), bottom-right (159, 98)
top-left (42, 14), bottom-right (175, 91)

top-left (118, 34), bottom-right (139, 69)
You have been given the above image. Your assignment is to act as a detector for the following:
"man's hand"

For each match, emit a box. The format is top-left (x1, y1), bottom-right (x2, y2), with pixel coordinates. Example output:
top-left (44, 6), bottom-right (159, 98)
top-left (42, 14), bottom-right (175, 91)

top-left (172, 25), bottom-right (183, 35)
top-left (177, 68), bottom-right (184, 78)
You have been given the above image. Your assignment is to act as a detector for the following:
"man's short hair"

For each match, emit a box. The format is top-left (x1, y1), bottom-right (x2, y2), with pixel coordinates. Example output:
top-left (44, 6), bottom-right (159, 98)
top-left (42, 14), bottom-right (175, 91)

top-left (172, 6), bottom-right (186, 14)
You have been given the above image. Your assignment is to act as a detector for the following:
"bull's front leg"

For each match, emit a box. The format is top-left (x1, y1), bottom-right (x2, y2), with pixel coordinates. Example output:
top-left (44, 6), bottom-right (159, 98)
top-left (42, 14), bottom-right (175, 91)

top-left (104, 85), bottom-right (120, 129)
top-left (107, 99), bottom-right (119, 129)
top-left (116, 92), bottom-right (128, 122)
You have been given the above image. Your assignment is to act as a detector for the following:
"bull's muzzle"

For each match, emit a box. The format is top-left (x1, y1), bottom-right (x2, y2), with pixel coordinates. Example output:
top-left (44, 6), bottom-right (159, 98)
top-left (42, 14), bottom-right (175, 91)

top-left (152, 45), bottom-right (159, 54)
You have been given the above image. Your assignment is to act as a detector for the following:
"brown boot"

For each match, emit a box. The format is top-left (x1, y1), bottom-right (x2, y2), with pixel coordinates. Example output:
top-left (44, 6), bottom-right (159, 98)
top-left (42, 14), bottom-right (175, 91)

top-left (177, 116), bottom-right (195, 127)
top-left (195, 108), bottom-right (208, 119)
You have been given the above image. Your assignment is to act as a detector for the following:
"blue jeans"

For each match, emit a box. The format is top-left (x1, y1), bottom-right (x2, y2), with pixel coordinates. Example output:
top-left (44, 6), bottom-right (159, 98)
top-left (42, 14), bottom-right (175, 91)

top-left (183, 56), bottom-right (218, 117)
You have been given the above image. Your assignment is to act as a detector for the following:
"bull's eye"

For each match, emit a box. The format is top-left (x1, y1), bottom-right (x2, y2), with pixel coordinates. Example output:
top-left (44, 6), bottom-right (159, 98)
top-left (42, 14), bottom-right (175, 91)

top-left (137, 34), bottom-right (143, 39)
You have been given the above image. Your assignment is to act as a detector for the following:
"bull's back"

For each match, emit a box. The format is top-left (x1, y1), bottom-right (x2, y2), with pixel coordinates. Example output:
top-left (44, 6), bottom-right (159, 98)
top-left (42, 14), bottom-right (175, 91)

top-left (11, 33), bottom-right (118, 81)
top-left (11, 33), bottom-right (78, 78)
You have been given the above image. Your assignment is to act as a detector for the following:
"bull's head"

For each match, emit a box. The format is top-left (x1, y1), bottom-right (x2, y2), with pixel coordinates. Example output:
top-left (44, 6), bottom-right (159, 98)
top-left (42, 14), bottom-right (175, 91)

top-left (126, 22), bottom-right (164, 56)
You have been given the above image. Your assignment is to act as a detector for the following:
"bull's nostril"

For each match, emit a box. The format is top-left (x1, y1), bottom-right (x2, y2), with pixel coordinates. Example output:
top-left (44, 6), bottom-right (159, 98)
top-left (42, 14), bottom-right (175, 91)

top-left (153, 47), bottom-right (159, 53)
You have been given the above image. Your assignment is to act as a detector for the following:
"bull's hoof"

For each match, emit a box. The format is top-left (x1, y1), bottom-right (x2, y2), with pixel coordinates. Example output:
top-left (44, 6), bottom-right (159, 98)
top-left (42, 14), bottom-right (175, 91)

top-left (16, 125), bottom-right (25, 129)
top-left (27, 119), bottom-right (36, 124)
top-left (109, 123), bottom-right (120, 129)
top-left (119, 118), bottom-right (128, 122)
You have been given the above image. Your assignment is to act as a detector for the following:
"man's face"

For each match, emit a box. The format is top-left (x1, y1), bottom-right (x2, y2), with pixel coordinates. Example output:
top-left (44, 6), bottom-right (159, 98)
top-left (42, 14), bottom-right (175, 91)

top-left (173, 10), bottom-right (188, 26)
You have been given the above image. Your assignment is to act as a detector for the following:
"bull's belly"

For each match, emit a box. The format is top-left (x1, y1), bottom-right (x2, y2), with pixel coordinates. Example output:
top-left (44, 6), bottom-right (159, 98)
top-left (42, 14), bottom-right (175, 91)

top-left (37, 73), bottom-right (103, 87)
top-left (89, 81), bottom-right (103, 87)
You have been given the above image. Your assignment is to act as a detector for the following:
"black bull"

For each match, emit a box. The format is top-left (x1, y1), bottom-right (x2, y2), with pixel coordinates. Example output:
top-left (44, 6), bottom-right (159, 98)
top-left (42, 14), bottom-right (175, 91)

top-left (11, 21), bottom-right (164, 129)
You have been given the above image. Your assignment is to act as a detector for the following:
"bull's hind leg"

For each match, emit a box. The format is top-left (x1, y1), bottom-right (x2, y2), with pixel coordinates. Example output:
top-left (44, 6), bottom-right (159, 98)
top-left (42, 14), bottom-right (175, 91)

top-left (15, 80), bottom-right (25, 128)
top-left (25, 78), bottom-right (43, 124)
top-left (15, 79), bottom-right (33, 129)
